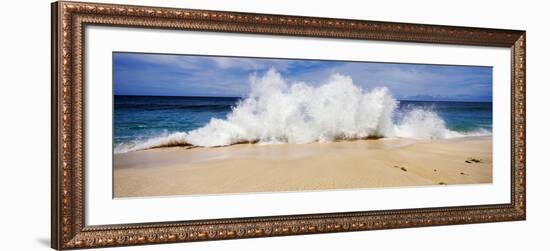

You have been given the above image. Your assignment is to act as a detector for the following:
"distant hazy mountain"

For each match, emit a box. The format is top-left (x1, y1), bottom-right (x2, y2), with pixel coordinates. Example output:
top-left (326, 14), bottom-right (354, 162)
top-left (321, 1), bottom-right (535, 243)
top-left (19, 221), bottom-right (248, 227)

top-left (399, 94), bottom-right (492, 102)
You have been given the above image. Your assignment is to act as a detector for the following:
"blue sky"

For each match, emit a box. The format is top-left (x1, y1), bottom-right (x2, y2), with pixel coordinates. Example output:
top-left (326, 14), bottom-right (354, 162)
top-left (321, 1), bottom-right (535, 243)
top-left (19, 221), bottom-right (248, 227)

top-left (113, 52), bottom-right (492, 102)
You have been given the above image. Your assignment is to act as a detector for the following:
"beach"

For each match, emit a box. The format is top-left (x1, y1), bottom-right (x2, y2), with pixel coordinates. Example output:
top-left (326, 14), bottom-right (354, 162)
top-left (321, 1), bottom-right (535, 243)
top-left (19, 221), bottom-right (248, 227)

top-left (114, 136), bottom-right (492, 198)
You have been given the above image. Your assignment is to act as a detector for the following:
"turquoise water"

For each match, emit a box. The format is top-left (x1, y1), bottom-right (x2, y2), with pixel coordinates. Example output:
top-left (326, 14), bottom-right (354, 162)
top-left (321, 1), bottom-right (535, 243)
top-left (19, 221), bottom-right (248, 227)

top-left (396, 100), bottom-right (492, 132)
top-left (114, 95), bottom-right (239, 145)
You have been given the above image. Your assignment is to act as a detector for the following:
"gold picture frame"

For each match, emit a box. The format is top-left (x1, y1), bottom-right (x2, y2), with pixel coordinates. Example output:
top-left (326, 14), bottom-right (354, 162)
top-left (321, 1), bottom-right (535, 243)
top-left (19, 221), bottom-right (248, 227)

top-left (51, 1), bottom-right (526, 249)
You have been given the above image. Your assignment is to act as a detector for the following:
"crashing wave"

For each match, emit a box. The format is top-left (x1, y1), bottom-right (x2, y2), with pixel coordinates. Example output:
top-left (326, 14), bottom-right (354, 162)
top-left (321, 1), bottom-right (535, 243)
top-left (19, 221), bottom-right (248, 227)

top-left (114, 69), bottom-right (490, 154)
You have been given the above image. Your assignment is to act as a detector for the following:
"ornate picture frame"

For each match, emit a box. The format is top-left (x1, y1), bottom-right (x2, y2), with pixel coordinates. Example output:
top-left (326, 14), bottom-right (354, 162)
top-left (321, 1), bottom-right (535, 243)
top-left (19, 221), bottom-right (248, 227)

top-left (51, 1), bottom-right (526, 249)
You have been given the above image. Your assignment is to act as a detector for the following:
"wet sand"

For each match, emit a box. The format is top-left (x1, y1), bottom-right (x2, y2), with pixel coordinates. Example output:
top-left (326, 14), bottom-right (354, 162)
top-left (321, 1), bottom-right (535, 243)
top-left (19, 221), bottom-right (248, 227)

top-left (114, 136), bottom-right (492, 198)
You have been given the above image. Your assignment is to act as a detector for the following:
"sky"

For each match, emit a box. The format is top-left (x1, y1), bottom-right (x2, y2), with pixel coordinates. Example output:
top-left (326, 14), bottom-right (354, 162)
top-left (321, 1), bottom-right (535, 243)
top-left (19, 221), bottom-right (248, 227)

top-left (113, 52), bottom-right (493, 102)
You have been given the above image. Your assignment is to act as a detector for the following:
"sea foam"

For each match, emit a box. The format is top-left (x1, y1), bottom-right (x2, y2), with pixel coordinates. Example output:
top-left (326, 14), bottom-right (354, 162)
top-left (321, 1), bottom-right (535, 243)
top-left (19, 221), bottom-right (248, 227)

top-left (114, 69), bottom-right (490, 154)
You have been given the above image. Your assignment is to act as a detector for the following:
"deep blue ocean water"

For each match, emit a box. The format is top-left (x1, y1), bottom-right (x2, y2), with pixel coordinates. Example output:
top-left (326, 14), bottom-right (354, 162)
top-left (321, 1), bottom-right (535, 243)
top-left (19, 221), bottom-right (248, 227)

top-left (396, 100), bottom-right (493, 132)
top-left (114, 95), bottom-right (492, 145)
top-left (114, 95), bottom-right (239, 145)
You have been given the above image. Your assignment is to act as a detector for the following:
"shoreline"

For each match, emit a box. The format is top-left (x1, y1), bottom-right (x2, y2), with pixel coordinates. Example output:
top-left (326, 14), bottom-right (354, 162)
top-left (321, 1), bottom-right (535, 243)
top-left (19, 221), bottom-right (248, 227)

top-left (114, 136), bottom-right (492, 198)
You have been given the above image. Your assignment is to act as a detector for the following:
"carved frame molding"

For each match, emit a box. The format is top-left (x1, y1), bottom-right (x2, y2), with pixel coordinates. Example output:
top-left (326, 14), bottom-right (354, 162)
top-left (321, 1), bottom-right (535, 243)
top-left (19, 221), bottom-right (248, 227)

top-left (51, 1), bottom-right (526, 249)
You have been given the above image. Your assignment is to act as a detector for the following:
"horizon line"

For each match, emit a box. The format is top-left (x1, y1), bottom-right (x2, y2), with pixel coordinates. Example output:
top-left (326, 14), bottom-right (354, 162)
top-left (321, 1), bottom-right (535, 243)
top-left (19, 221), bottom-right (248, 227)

top-left (114, 94), bottom-right (492, 103)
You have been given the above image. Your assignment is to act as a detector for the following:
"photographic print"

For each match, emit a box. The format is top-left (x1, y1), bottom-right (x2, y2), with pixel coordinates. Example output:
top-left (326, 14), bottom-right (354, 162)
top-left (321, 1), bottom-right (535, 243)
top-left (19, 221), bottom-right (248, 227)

top-left (113, 52), bottom-right (493, 198)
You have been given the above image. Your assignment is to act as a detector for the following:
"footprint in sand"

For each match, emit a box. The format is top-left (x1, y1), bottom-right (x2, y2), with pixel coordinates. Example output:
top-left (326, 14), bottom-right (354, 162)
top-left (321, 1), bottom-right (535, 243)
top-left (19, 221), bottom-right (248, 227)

top-left (465, 158), bottom-right (482, 164)
top-left (393, 166), bottom-right (408, 172)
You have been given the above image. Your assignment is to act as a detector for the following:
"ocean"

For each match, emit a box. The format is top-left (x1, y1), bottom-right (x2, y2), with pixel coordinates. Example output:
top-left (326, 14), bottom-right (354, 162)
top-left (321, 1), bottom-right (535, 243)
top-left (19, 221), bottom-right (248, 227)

top-left (114, 95), bottom-right (492, 153)
top-left (114, 95), bottom-right (238, 145)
